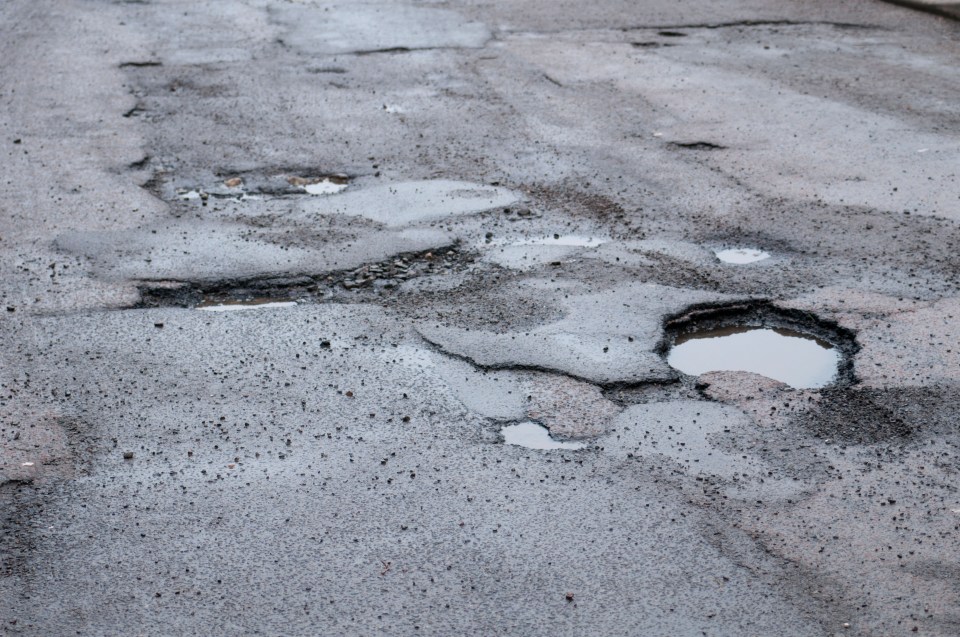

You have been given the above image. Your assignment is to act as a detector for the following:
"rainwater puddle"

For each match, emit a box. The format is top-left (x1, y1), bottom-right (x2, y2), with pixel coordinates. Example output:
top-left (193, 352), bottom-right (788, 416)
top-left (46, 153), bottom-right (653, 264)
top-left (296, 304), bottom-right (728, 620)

top-left (287, 175), bottom-right (350, 196)
top-left (501, 422), bottom-right (585, 450)
top-left (197, 299), bottom-right (298, 312)
top-left (715, 248), bottom-right (770, 264)
top-left (667, 326), bottom-right (840, 389)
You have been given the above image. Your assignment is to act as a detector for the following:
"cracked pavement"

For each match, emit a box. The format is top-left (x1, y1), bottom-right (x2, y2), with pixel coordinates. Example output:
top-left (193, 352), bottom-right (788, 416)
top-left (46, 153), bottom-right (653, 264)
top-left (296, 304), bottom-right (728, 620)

top-left (2, 0), bottom-right (960, 635)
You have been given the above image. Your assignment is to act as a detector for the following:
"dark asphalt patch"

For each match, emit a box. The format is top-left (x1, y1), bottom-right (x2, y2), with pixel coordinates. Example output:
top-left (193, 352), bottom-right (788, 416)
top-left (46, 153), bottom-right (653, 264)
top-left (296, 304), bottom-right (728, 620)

top-left (798, 387), bottom-right (915, 444)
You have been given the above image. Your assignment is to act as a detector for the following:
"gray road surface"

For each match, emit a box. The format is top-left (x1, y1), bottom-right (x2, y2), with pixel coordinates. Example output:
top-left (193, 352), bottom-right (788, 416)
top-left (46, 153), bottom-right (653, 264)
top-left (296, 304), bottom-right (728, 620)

top-left (2, 0), bottom-right (960, 635)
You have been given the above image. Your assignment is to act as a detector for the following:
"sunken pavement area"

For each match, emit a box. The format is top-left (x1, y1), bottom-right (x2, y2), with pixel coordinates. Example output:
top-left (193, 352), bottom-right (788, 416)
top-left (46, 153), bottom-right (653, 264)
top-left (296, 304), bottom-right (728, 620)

top-left (2, 0), bottom-right (960, 635)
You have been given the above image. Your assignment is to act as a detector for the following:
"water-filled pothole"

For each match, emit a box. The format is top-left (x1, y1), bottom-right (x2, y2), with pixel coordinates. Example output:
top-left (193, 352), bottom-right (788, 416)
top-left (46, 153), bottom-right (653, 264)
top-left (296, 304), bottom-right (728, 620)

top-left (288, 175), bottom-right (349, 195)
top-left (661, 303), bottom-right (857, 389)
top-left (669, 327), bottom-right (838, 388)
top-left (197, 298), bottom-right (298, 312)
top-left (501, 422), bottom-right (585, 450)
top-left (715, 247), bottom-right (770, 264)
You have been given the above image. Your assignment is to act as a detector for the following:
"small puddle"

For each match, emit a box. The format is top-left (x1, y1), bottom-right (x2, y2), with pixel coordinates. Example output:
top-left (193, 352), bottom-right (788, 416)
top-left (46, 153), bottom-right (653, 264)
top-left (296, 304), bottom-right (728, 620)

top-left (667, 326), bottom-right (839, 389)
top-left (197, 299), bottom-right (298, 312)
top-left (501, 422), bottom-right (585, 450)
top-left (715, 247), bottom-right (770, 264)
top-left (288, 175), bottom-right (349, 195)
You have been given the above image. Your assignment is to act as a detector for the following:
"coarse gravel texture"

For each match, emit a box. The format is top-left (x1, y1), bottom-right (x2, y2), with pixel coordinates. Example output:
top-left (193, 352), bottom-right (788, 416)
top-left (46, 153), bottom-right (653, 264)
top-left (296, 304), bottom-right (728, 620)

top-left (2, 0), bottom-right (960, 635)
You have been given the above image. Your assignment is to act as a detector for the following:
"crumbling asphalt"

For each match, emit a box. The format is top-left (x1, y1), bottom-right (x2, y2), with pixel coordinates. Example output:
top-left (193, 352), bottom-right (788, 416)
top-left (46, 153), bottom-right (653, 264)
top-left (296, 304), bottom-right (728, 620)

top-left (1, 0), bottom-right (960, 635)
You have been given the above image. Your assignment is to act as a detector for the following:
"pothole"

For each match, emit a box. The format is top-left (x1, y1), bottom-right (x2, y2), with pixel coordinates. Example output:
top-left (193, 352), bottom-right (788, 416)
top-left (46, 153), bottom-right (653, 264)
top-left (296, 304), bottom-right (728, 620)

top-left (136, 246), bottom-right (473, 309)
top-left (501, 422), bottom-right (585, 450)
top-left (661, 303), bottom-right (857, 389)
top-left (287, 175), bottom-right (350, 195)
top-left (165, 170), bottom-right (355, 202)
top-left (197, 299), bottom-right (298, 312)
top-left (669, 327), bottom-right (839, 389)
top-left (715, 247), bottom-right (770, 264)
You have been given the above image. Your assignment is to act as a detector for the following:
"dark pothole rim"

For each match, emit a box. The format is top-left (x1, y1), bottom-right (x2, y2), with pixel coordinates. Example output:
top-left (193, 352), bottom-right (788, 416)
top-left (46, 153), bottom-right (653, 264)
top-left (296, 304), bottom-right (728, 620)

top-left (655, 300), bottom-right (860, 387)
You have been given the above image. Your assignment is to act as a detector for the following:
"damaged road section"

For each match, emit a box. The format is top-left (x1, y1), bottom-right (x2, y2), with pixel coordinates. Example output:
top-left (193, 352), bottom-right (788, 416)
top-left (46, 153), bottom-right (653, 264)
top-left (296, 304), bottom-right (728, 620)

top-left (419, 281), bottom-right (740, 386)
top-left (659, 301), bottom-right (860, 388)
top-left (55, 222), bottom-right (456, 288)
top-left (137, 245), bottom-right (473, 309)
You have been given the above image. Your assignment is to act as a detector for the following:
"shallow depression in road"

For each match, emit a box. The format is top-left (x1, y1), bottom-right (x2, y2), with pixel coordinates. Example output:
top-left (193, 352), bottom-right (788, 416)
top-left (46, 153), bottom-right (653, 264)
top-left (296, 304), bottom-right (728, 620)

top-left (197, 299), bottom-right (298, 312)
top-left (501, 422), bottom-right (585, 450)
top-left (715, 248), bottom-right (770, 264)
top-left (288, 175), bottom-right (350, 195)
top-left (667, 326), bottom-right (840, 389)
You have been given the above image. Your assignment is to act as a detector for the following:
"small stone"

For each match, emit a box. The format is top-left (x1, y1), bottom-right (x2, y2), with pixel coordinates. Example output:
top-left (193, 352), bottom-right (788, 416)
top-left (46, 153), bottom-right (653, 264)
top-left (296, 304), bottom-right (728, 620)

top-left (123, 451), bottom-right (134, 460)
top-left (565, 592), bottom-right (574, 602)
top-left (224, 177), bottom-right (243, 188)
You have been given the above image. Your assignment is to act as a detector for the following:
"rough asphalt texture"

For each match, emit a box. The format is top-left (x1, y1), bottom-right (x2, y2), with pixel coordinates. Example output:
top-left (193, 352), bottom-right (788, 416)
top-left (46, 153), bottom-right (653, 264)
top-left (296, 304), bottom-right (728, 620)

top-left (2, 0), bottom-right (959, 635)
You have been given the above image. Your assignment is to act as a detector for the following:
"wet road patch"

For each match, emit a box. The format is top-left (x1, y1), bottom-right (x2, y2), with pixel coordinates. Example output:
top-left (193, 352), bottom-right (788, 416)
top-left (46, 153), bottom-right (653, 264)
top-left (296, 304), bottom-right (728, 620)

top-left (501, 422), bottom-right (585, 450)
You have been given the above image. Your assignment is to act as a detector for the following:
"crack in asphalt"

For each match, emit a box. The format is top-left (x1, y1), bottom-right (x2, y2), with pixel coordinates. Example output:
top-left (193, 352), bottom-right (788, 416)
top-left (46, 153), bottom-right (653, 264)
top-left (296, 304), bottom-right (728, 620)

top-left (417, 331), bottom-right (682, 391)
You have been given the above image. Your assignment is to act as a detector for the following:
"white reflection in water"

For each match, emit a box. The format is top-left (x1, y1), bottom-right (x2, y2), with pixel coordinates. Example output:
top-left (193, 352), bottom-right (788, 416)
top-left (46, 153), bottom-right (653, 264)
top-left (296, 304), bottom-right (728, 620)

top-left (668, 326), bottom-right (839, 389)
top-left (501, 422), bottom-right (585, 450)
top-left (198, 300), bottom-right (297, 312)
top-left (715, 248), bottom-right (770, 264)
top-left (303, 180), bottom-right (348, 195)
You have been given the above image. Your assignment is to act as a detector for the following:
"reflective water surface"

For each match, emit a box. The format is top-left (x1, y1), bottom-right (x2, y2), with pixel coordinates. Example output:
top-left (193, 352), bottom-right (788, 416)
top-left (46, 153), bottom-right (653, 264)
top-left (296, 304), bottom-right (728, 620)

top-left (715, 248), bottom-right (770, 264)
top-left (501, 422), bottom-right (585, 450)
top-left (197, 299), bottom-right (298, 312)
top-left (667, 326), bottom-right (839, 389)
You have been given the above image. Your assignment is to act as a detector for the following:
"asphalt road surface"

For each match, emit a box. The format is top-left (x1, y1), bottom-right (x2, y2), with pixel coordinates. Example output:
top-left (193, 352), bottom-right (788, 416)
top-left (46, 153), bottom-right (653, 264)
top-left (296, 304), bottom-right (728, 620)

top-left (2, 0), bottom-right (959, 635)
